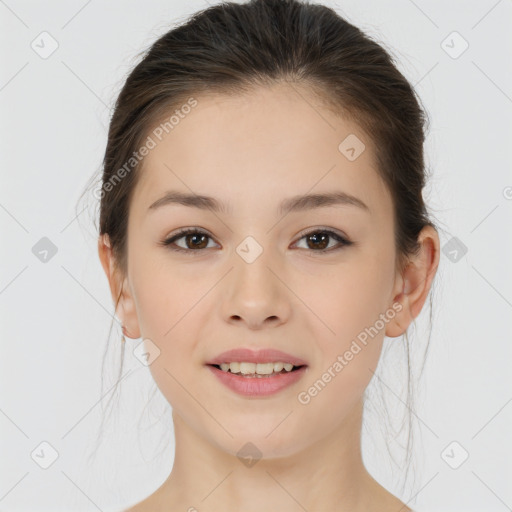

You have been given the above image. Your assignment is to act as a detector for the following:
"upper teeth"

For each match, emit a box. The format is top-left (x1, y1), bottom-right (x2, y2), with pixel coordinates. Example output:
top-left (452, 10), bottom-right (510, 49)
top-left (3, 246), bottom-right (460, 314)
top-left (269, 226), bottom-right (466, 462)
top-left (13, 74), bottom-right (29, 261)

top-left (219, 362), bottom-right (295, 374)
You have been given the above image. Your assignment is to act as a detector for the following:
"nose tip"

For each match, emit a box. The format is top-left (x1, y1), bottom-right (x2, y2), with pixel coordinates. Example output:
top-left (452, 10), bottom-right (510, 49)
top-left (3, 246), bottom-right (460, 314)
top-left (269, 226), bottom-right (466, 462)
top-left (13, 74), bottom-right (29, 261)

top-left (222, 256), bottom-right (292, 330)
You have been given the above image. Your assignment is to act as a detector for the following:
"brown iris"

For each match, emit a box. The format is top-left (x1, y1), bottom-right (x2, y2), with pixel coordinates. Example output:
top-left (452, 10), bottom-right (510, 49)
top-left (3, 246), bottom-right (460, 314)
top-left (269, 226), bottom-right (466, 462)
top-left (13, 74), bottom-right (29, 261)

top-left (305, 232), bottom-right (330, 250)
top-left (184, 233), bottom-right (209, 250)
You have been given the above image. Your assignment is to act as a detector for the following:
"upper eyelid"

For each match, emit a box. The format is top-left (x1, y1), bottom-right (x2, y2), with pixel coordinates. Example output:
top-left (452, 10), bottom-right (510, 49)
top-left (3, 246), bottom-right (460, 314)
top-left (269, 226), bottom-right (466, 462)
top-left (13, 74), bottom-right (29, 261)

top-left (295, 226), bottom-right (348, 240)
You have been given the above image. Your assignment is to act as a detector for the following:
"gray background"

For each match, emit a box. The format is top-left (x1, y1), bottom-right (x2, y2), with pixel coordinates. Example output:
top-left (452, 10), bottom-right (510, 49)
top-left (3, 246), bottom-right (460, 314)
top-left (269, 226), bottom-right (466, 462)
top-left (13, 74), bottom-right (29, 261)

top-left (0, 0), bottom-right (511, 511)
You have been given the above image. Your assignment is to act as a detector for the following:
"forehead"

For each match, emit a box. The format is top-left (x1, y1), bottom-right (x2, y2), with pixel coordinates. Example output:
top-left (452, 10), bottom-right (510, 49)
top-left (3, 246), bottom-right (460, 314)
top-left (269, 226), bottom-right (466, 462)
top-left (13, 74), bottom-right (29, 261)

top-left (131, 83), bottom-right (392, 220)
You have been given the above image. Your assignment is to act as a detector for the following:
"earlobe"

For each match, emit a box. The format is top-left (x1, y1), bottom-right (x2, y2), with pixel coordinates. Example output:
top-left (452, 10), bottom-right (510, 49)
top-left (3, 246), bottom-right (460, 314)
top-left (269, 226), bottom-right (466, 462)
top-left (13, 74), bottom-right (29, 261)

top-left (385, 226), bottom-right (440, 338)
top-left (97, 234), bottom-right (141, 339)
top-left (385, 284), bottom-right (412, 338)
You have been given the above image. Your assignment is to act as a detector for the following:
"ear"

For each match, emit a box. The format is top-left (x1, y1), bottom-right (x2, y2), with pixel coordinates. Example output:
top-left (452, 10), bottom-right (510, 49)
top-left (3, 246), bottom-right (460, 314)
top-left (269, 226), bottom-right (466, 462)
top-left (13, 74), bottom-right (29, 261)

top-left (386, 225), bottom-right (440, 338)
top-left (98, 234), bottom-right (141, 339)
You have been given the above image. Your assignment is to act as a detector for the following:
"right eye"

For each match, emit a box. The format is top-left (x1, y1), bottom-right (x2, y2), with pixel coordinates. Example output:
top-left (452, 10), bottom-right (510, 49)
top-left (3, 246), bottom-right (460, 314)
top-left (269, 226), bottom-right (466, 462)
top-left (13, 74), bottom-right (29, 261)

top-left (160, 228), bottom-right (219, 254)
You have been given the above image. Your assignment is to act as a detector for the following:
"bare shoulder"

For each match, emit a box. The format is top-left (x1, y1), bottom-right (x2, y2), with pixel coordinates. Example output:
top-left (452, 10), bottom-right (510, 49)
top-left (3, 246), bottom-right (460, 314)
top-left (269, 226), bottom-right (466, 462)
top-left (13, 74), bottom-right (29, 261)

top-left (119, 485), bottom-right (179, 512)
top-left (119, 500), bottom-right (143, 512)
top-left (363, 474), bottom-right (413, 512)
top-left (119, 494), bottom-right (159, 512)
top-left (378, 495), bottom-right (412, 512)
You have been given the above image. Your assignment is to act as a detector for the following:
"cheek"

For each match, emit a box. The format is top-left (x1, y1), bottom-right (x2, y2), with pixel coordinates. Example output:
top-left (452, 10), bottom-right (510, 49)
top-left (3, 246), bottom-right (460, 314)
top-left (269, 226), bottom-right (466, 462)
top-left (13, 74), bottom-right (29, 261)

top-left (297, 281), bottom-right (387, 427)
top-left (306, 249), bottom-right (394, 344)
top-left (130, 256), bottom-right (207, 338)
top-left (129, 260), bottom-right (212, 395)
top-left (300, 251), bottom-right (394, 403)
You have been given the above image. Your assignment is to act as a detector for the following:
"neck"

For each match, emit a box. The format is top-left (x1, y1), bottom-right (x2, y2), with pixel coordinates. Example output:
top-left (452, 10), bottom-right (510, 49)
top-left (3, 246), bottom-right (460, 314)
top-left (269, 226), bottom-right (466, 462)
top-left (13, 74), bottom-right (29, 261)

top-left (145, 398), bottom-right (405, 512)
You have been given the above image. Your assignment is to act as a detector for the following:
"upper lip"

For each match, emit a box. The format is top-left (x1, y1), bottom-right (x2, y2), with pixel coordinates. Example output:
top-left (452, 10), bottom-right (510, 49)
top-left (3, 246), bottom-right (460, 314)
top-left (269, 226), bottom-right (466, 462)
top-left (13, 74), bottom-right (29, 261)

top-left (206, 348), bottom-right (308, 367)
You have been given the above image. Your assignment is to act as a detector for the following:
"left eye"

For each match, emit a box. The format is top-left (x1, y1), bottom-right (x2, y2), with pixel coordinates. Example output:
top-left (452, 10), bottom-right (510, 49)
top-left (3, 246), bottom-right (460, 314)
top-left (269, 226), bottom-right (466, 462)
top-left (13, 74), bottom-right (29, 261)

top-left (161, 228), bottom-right (353, 254)
top-left (294, 229), bottom-right (352, 252)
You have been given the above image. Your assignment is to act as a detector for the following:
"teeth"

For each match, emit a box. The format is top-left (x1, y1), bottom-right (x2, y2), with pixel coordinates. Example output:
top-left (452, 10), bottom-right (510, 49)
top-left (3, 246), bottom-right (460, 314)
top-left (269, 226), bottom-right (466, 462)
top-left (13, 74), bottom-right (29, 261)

top-left (240, 362), bottom-right (256, 374)
top-left (256, 363), bottom-right (275, 374)
top-left (274, 362), bottom-right (284, 372)
top-left (218, 362), bottom-right (297, 375)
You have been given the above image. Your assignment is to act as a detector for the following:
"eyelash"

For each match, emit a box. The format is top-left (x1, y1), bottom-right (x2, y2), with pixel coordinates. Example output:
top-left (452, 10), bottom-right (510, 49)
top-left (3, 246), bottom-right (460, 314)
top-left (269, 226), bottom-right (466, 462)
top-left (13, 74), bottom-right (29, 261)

top-left (160, 227), bottom-right (353, 255)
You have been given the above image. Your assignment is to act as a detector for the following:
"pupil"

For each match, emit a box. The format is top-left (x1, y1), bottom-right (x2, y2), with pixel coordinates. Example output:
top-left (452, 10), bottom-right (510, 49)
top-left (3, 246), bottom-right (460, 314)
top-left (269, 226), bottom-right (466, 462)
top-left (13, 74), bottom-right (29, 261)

top-left (308, 233), bottom-right (328, 250)
top-left (187, 234), bottom-right (207, 249)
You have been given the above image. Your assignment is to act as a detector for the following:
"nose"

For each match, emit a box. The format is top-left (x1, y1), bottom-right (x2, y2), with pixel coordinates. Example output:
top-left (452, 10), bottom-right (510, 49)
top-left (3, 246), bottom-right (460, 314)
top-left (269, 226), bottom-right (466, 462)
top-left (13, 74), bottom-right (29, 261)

top-left (220, 249), bottom-right (292, 330)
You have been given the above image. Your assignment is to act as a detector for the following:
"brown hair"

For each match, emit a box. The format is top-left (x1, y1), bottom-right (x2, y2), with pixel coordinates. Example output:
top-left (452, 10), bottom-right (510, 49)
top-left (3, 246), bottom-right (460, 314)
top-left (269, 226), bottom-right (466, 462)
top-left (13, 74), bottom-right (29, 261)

top-left (78, 0), bottom-right (439, 493)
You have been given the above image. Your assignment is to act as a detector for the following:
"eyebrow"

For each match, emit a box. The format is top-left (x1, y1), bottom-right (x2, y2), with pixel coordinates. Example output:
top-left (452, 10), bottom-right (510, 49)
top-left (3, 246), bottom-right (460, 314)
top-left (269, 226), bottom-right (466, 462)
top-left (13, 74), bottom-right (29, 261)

top-left (147, 190), bottom-right (370, 216)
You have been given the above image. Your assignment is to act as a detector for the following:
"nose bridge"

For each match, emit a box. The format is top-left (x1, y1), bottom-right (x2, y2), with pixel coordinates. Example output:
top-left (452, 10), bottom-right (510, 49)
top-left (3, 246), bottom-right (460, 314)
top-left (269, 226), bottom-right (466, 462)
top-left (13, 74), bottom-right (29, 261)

top-left (221, 234), bottom-right (291, 328)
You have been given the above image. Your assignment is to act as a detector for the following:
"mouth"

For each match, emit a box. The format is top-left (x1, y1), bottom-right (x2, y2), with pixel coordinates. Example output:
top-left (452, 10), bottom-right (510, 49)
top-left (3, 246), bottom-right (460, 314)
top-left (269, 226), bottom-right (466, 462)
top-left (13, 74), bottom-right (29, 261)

top-left (204, 348), bottom-right (309, 397)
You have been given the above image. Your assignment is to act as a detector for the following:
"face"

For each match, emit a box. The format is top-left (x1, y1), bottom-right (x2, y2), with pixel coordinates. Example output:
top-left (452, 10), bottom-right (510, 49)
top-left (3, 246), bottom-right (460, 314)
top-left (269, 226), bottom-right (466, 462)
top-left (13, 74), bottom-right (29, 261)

top-left (113, 83), bottom-right (405, 459)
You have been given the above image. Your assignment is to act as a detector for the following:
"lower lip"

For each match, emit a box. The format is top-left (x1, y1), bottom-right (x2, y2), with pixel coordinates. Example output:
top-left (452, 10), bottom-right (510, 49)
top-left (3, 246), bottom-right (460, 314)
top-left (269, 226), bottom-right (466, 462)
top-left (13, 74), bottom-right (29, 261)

top-left (206, 365), bottom-right (307, 397)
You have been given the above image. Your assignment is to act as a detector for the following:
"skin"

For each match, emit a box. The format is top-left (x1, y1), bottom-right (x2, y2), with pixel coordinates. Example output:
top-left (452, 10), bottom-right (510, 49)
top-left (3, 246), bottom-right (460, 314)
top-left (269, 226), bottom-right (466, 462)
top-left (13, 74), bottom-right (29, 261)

top-left (99, 82), bottom-right (439, 512)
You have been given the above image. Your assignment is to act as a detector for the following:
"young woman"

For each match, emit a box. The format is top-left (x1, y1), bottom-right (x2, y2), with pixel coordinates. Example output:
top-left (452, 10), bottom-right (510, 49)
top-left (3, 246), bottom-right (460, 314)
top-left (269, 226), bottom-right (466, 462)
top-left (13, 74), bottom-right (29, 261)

top-left (95, 0), bottom-right (440, 510)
